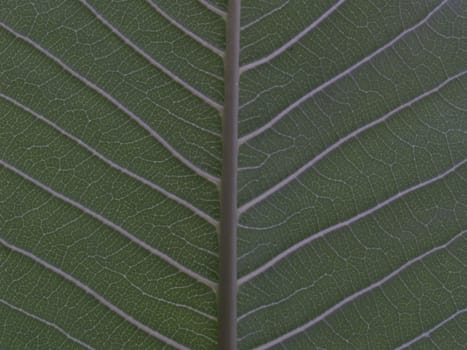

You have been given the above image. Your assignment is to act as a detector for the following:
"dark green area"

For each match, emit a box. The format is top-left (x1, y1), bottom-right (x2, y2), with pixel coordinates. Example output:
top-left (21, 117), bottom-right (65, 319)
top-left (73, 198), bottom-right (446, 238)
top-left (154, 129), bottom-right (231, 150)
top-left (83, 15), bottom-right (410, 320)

top-left (1, 0), bottom-right (466, 349)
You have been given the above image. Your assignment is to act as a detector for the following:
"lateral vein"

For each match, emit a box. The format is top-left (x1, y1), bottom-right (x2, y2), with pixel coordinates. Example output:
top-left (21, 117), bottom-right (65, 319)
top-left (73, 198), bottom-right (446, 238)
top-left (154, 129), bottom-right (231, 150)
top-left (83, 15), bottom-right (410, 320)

top-left (0, 298), bottom-right (95, 350)
top-left (238, 67), bottom-right (467, 214)
top-left (79, 0), bottom-right (223, 111)
top-left (146, 0), bottom-right (224, 57)
top-left (240, 0), bottom-right (290, 31)
top-left (252, 229), bottom-right (466, 349)
top-left (0, 21), bottom-right (220, 185)
top-left (0, 160), bottom-right (218, 290)
top-left (0, 239), bottom-right (190, 350)
top-left (239, 0), bottom-right (448, 144)
top-left (197, 0), bottom-right (227, 18)
top-left (238, 159), bottom-right (467, 285)
top-left (395, 308), bottom-right (467, 350)
top-left (240, 0), bottom-right (346, 72)
top-left (0, 92), bottom-right (219, 228)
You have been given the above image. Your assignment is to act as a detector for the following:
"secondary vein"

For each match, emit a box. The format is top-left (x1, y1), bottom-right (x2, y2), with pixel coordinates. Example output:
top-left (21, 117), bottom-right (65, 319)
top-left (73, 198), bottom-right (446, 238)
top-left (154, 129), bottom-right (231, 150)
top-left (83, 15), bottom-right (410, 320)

top-left (0, 160), bottom-right (218, 290)
top-left (0, 238), bottom-right (190, 350)
top-left (0, 21), bottom-right (220, 185)
top-left (252, 229), bottom-right (466, 349)
top-left (79, 0), bottom-right (223, 111)
top-left (238, 158), bottom-right (467, 285)
top-left (0, 92), bottom-right (219, 228)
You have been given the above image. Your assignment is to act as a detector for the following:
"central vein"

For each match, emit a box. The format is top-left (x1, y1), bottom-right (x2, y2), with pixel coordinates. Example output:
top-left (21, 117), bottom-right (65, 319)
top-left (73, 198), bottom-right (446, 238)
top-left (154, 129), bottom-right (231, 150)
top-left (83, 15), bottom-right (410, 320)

top-left (219, 0), bottom-right (241, 349)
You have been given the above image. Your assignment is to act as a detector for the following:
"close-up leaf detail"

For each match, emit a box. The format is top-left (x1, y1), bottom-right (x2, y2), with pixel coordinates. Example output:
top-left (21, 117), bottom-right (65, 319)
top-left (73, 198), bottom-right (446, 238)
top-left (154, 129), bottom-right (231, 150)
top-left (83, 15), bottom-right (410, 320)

top-left (0, 1), bottom-right (466, 349)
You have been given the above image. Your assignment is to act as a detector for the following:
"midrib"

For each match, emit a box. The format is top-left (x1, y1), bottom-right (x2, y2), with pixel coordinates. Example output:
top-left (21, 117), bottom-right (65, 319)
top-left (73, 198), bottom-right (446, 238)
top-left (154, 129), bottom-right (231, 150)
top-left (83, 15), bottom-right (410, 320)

top-left (219, 0), bottom-right (241, 349)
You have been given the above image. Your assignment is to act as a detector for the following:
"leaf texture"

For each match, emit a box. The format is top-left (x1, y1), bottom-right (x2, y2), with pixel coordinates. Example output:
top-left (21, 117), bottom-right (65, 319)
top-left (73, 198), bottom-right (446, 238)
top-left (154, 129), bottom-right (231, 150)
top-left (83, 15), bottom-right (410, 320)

top-left (237, 1), bottom-right (467, 348)
top-left (0, 0), bottom-right (466, 349)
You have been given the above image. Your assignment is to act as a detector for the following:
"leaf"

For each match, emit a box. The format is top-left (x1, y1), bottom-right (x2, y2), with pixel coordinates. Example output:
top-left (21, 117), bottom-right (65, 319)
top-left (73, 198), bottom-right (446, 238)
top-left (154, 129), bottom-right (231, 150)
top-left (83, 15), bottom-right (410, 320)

top-left (0, 1), bottom-right (466, 349)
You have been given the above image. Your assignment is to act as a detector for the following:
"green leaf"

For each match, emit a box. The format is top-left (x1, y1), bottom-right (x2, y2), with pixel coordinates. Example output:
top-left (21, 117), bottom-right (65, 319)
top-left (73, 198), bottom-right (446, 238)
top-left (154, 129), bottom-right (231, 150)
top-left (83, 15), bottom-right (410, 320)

top-left (1, 1), bottom-right (466, 349)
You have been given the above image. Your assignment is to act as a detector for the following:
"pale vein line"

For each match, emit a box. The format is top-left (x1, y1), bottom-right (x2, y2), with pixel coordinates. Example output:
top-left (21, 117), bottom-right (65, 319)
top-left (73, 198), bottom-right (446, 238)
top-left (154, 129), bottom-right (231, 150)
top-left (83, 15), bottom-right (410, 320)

top-left (146, 0), bottom-right (224, 57)
top-left (239, 224), bottom-right (466, 320)
top-left (396, 308), bottom-right (467, 349)
top-left (238, 67), bottom-right (467, 214)
top-left (0, 298), bottom-right (95, 350)
top-left (0, 239), bottom-right (190, 350)
top-left (238, 159), bottom-right (467, 285)
top-left (237, 275), bottom-right (326, 322)
top-left (0, 21), bottom-right (220, 185)
top-left (79, 0), bottom-right (223, 111)
top-left (239, 0), bottom-right (448, 143)
top-left (196, 0), bottom-right (227, 18)
top-left (240, 1), bottom-right (290, 31)
top-left (0, 93), bottom-right (218, 228)
top-left (240, 0), bottom-right (346, 72)
top-left (0, 160), bottom-right (218, 290)
top-left (252, 230), bottom-right (467, 349)
top-left (97, 264), bottom-right (217, 321)
top-left (241, 0), bottom-right (290, 32)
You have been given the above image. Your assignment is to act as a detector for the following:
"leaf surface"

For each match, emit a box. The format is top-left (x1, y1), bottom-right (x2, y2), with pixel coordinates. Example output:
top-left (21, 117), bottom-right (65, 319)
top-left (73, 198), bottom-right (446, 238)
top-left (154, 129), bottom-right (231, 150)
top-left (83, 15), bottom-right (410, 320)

top-left (1, 1), bottom-right (466, 349)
